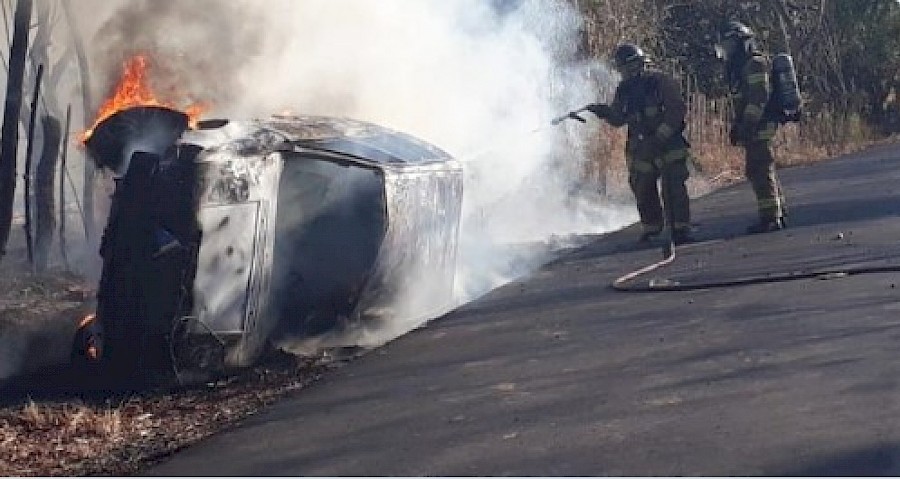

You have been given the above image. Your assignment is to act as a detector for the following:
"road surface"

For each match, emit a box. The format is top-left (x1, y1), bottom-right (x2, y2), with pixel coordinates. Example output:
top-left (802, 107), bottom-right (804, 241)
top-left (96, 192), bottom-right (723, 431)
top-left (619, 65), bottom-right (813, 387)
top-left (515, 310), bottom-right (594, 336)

top-left (149, 143), bottom-right (900, 476)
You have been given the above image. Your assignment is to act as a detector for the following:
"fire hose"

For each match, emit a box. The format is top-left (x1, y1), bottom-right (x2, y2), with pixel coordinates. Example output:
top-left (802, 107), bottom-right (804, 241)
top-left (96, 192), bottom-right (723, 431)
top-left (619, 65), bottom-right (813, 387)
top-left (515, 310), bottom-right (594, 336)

top-left (613, 240), bottom-right (900, 292)
top-left (612, 171), bottom-right (900, 292)
top-left (613, 252), bottom-right (900, 293)
top-left (607, 143), bottom-right (899, 291)
top-left (611, 162), bottom-right (680, 291)
top-left (475, 107), bottom-right (900, 292)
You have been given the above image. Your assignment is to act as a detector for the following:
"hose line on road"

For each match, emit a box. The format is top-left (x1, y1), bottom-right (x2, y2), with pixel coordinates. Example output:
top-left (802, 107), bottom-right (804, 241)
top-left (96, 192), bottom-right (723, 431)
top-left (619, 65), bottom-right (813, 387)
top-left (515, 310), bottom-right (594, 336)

top-left (611, 239), bottom-right (677, 288)
top-left (612, 240), bottom-right (900, 292)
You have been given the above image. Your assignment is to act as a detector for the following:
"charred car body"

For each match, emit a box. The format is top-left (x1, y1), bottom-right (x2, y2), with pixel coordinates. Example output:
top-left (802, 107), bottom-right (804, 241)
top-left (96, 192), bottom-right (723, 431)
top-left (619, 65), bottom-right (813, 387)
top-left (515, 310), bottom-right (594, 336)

top-left (78, 106), bottom-right (462, 379)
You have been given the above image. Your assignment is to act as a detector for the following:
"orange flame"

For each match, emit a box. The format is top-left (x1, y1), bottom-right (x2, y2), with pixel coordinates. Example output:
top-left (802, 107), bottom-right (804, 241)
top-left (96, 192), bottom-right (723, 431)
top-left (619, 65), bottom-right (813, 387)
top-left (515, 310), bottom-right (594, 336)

top-left (77, 313), bottom-right (96, 330)
top-left (76, 313), bottom-right (101, 361)
top-left (80, 55), bottom-right (208, 142)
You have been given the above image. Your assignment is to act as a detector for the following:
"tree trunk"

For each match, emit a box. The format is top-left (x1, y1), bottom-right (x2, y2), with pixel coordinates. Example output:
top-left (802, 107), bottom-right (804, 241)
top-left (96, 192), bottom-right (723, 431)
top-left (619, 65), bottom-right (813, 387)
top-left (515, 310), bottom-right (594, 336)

top-left (59, 106), bottom-right (71, 271)
top-left (35, 114), bottom-right (60, 273)
top-left (0, 0), bottom-right (32, 260)
top-left (22, 63), bottom-right (43, 267)
top-left (60, 0), bottom-right (95, 244)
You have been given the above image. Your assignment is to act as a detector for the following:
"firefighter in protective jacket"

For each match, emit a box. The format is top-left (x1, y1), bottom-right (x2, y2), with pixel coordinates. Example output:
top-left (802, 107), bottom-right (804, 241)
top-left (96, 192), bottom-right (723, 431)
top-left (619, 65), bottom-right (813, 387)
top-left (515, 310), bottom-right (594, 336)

top-left (718, 21), bottom-right (787, 233)
top-left (584, 43), bottom-right (693, 244)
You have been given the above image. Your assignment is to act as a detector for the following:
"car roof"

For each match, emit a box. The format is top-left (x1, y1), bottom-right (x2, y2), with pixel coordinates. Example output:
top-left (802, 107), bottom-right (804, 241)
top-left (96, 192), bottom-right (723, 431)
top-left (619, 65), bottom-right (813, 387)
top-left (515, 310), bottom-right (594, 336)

top-left (197, 115), bottom-right (455, 166)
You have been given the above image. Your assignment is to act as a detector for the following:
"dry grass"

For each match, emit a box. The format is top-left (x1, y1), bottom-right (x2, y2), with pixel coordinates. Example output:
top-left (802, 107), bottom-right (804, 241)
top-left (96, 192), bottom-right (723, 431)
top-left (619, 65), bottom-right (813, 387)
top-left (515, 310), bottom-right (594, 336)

top-left (582, 97), bottom-right (885, 195)
top-left (0, 356), bottom-right (328, 476)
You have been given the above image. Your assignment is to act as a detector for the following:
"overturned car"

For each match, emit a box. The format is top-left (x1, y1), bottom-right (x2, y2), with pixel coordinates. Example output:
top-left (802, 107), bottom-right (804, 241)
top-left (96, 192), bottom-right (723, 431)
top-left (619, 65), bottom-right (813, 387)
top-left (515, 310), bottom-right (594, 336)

top-left (77, 106), bottom-right (463, 379)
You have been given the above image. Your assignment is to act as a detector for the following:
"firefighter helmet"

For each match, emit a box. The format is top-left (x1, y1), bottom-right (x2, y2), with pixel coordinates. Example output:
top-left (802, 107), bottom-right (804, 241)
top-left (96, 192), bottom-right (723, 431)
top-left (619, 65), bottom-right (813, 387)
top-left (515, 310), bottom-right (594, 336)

top-left (721, 21), bottom-right (755, 40)
top-left (612, 43), bottom-right (647, 78)
top-left (716, 21), bottom-right (755, 61)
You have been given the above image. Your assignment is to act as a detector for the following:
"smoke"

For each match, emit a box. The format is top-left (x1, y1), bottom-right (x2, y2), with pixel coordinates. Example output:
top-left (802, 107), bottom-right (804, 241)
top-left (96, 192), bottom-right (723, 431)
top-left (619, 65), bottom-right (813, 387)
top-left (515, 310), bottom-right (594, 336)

top-left (86, 0), bottom-right (265, 110)
top-left (74, 0), bottom-right (634, 352)
top-left (0, 311), bottom-right (80, 381)
top-left (0, 330), bottom-right (26, 380)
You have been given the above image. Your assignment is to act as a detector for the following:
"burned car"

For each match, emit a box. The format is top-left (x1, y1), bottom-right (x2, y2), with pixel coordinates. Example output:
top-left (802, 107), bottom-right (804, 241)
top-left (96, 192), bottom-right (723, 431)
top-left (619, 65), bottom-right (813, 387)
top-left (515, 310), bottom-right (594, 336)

top-left (78, 106), bottom-right (462, 379)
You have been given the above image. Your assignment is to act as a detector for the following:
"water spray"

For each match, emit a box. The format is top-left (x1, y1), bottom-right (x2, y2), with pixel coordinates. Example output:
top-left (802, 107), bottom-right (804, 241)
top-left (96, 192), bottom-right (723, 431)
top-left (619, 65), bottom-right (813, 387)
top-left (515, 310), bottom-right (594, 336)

top-left (459, 108), bottom-right (591, 164)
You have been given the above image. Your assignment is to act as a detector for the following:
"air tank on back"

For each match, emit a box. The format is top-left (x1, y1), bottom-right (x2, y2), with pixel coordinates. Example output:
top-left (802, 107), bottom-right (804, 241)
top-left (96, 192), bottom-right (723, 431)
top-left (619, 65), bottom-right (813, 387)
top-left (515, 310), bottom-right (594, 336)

top-left (772, 53), bottom-right (802, 123)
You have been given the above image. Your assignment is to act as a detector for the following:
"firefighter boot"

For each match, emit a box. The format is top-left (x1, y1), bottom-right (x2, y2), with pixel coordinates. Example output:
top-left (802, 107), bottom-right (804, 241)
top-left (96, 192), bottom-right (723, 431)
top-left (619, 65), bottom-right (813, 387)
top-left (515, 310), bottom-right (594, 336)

top-left (746, 217), bottom-right (785, 234)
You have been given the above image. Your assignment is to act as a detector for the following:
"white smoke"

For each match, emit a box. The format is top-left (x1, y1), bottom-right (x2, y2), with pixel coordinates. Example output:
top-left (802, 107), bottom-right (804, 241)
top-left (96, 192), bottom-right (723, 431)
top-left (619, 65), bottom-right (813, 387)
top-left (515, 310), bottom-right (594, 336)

top-left (72, 0), bottom-right (635, 352)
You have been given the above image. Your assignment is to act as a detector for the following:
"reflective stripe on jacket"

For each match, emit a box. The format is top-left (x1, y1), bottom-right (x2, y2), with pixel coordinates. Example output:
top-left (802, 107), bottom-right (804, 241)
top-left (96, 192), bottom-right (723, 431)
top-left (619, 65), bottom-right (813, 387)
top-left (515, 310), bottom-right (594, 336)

top-left (733, 54), bottom-right (778, 142)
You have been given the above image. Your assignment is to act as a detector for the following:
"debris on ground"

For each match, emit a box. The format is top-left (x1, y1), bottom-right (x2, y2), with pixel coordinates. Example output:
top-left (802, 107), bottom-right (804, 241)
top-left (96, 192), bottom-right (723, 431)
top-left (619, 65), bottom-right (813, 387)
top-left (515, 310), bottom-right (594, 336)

top-left (0, 244), bottom-right (336, 476)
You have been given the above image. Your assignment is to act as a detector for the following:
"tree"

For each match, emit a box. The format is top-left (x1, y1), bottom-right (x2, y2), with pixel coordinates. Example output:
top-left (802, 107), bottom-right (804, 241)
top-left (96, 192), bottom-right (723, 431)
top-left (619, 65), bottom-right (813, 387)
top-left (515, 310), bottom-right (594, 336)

top-left (0, 0), bottom-right (33, 260)
top-left (60, 0), bottom-right (95, 244)
top-left (34, 114), bottom-right (60, 271)
top-left (27, 0), bottom-right (70, 272)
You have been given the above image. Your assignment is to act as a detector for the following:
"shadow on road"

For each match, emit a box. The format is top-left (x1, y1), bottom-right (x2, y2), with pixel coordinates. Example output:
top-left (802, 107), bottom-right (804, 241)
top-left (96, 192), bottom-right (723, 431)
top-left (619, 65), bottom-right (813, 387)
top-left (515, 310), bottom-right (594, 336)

top-left (775, 444), bottom-right (900, 476)
top-left (785, 195), bottom-right (900, 229)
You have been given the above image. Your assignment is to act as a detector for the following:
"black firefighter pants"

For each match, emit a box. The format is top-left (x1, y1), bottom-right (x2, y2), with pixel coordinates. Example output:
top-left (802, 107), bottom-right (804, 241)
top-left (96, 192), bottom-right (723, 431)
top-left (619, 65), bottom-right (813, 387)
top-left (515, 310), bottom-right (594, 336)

top-left (627, 150), bottom-right (691, 235)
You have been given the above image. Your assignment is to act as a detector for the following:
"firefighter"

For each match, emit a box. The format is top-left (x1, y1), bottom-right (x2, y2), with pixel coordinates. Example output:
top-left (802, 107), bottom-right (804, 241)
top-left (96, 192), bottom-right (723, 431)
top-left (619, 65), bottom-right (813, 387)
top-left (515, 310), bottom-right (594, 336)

top-left (579, 43), bottom-right (693, 244)
top-left (717, 21), bottom-right (787, 233)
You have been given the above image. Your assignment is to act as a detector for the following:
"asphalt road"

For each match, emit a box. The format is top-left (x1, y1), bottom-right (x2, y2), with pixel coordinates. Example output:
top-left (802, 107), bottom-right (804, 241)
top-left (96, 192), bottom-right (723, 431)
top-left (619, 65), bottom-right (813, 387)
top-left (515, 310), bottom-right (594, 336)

top-left (149, 143), bottom-right (900, 476)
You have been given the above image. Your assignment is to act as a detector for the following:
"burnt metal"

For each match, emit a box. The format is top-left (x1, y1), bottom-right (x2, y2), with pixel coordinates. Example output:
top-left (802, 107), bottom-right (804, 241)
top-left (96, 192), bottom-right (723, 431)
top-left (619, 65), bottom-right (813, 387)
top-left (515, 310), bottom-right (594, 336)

top-left (84, 106), bottom-right (189, 173)
top-left (81, 107), bottom-right (463, 378)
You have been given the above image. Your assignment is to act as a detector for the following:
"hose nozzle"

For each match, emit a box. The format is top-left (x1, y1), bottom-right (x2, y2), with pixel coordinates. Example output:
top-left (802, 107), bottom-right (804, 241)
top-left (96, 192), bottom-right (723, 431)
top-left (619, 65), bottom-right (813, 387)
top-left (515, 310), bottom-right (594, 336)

top-left (551, 107), bottom-right (588, 126)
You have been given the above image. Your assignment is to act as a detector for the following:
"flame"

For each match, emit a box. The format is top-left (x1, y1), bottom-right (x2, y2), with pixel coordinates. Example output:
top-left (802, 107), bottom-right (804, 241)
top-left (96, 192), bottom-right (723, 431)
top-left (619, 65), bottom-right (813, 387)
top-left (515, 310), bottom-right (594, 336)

top-left (76, 313), bottom-right (102, 361)
top-left (80, 55), bottom-right (208, 142)
top-left (77, 313), bottom-right (96, 330)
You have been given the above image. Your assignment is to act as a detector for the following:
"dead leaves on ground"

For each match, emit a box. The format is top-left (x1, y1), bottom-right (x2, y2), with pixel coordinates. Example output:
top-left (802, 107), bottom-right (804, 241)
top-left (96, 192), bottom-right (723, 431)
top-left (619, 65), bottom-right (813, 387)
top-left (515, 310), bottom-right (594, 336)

top-left (0, 360), bottom-right (323, 476)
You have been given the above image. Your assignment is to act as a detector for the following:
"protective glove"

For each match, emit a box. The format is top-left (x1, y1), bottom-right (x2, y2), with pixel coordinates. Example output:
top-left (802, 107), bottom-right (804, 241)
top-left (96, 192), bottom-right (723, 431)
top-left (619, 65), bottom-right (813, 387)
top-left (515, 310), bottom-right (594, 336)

top-left (586, 103), bottom-right (611, 119)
